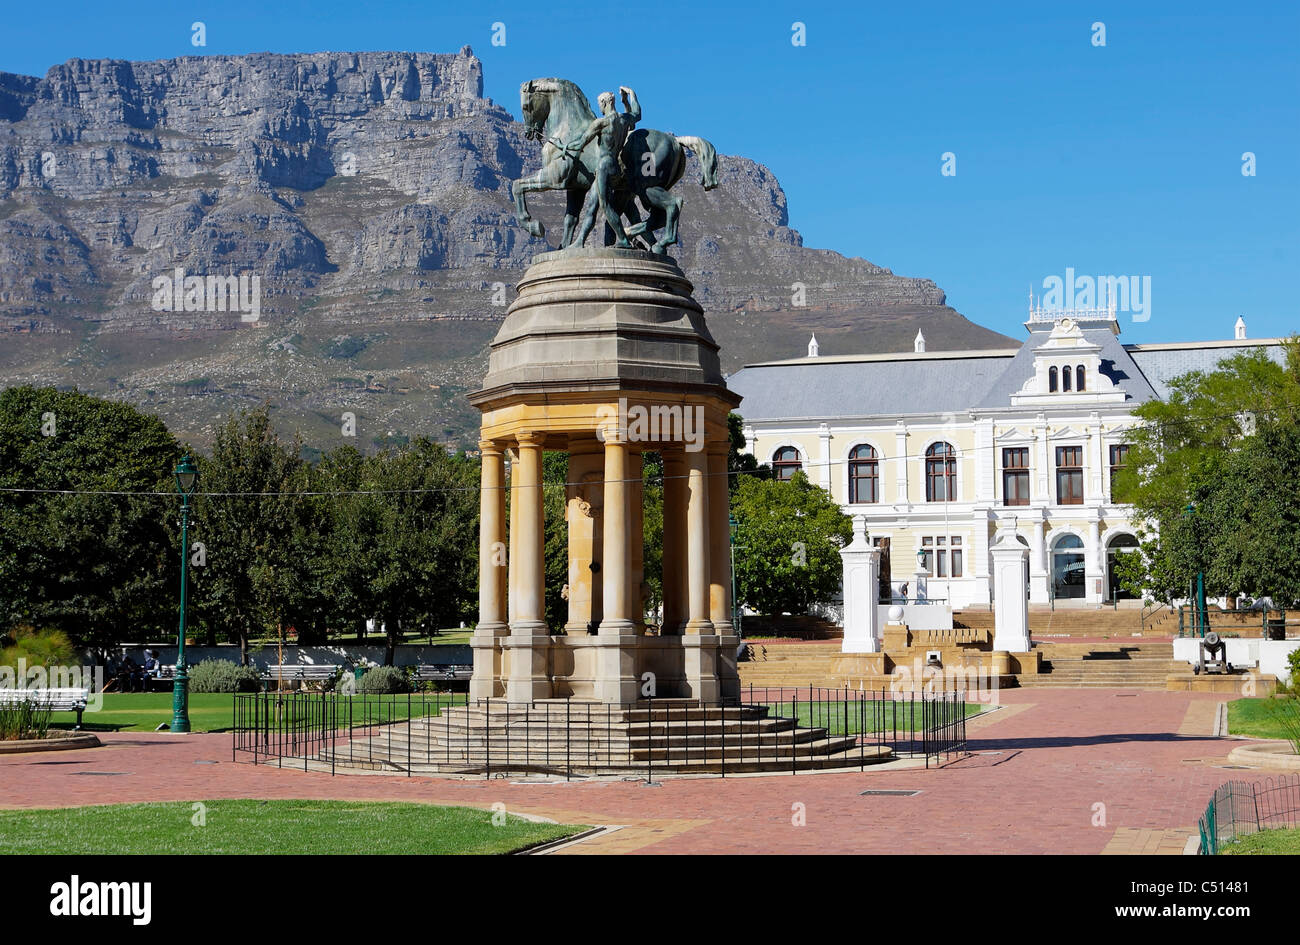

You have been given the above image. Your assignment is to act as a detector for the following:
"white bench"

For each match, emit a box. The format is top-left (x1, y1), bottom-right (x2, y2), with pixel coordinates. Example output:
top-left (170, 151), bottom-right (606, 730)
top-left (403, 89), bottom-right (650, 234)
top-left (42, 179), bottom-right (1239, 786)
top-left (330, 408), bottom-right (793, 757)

top-left (263, 664), bottom-right (341, 689)
top-left (0, 688), bottom-right (89, 728)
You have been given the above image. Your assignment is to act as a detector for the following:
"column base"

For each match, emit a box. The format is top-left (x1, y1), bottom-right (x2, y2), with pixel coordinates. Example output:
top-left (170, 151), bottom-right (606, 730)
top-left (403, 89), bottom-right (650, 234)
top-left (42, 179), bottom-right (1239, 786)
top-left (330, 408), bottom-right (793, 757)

top-left (683, 618), bottom-right (715, 635)
top-left (469, 621), bottom-right (509, 700)
top-left (504, 623), bottom-right (552, 703)
top-left (682, 634), bottom-right (722, 703)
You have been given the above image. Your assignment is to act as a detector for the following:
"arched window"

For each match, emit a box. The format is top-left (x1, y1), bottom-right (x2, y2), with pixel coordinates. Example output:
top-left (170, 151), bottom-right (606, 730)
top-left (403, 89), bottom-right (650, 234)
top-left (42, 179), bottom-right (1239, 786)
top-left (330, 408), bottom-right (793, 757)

top-left (772, 446), bottom-right (802, 481)
top-left (1049, 366), bottom-right (1058, 392)
top-left (1063, 365), bottom-right (1073, 391)
top-left (925, 442), bottom-right (957, 502)
top-left (848, 444), bottom-right (879, 504)
top-left (1076, 364), bottom-right (1085, 391)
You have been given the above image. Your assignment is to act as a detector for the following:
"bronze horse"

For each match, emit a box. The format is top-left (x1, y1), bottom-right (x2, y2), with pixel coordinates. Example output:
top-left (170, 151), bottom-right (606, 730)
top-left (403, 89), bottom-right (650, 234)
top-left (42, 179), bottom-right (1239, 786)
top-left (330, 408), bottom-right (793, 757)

top-left (511, 78), bottom-right (718, 254)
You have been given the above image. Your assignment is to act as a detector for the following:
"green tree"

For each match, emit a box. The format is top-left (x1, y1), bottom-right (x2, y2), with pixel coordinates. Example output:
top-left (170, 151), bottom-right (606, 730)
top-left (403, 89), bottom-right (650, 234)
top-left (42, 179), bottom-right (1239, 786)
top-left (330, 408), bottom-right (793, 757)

top-left (0, 387), bottom-right (181, 647)
top-left (189, 407), bottom-right (306, 663)
top-left (731, 471), bottom-right (851, 615)
top-left (339, 439), bottom-right (479, 662)
top-left (1115, 340), bottom-right (1300, 605)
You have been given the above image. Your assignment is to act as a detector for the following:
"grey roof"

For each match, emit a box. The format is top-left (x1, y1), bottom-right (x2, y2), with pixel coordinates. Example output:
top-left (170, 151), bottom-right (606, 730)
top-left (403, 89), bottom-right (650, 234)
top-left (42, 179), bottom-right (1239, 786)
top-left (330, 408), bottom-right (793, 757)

top-left (728, 352), bottom-right (1014, 421)
top-left (975, 328), bottom-right (1158, 408)
top-left (1128, 342), bottom-right (1289, 400)
top-left (728, 330), bottom-right (1288, 423)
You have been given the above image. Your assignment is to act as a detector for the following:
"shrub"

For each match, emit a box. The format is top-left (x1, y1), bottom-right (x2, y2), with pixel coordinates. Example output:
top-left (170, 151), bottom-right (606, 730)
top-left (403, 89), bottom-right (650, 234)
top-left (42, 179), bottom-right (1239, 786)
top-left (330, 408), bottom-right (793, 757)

top-left (0, 698), bottom-right (52, 740)
top-left (188, 659), bottom-right (262, 693)
top-left (356, 665), bottom-right (410, 694)
top-left (0, 625), bottom-right (76, 671)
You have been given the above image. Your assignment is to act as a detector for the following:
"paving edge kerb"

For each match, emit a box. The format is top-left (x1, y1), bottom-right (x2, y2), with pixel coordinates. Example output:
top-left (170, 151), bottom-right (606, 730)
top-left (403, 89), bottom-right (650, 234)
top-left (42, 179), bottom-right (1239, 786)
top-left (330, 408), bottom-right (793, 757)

top-left (0, 733), bottom-right (102, 754)
top-left (1226, 740), bottom-right (1300, 771)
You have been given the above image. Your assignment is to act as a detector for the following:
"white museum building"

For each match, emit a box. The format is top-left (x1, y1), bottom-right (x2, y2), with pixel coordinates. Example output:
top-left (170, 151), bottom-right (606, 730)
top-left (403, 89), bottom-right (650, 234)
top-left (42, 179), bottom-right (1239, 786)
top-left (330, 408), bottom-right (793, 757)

top-left (727, 307), bottom-right (1288, 608)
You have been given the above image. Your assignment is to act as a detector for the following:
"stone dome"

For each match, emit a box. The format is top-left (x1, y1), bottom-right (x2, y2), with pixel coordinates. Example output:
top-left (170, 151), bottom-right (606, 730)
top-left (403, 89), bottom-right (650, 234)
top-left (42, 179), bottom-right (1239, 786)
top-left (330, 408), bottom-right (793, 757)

top-left (470, 247), bottom-right (738, 409)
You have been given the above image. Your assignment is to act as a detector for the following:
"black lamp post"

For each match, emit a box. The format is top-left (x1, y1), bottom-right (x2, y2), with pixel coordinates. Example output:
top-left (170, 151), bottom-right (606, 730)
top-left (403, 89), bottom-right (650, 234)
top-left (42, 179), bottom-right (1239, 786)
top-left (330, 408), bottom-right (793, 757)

top-left (171, 455), bottom-right (198, 733)
top-left (1184, 502), bottom-right (1208, 637)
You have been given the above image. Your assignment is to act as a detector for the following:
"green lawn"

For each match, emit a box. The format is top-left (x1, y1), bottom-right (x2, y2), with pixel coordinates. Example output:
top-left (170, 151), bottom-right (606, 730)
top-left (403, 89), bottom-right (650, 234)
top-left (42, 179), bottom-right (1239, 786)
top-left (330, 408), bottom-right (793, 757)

top-left (0, 800), bottom-right (586, 855)
top-left (761, 700), bottom-right (983, 736)
top-left (1227, 697), bottom-right (1300, 742)
top-left (1220, 827), bottom-right (1300, 855)
top-left (54, 692), bottom-right (468, 734)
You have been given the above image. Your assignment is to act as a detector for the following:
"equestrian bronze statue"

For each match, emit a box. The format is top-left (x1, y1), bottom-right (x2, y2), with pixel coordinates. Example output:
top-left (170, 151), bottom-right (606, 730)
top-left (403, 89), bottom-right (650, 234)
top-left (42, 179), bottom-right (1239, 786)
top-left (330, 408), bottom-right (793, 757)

top-left (511, 78), bottom-right (718, 254)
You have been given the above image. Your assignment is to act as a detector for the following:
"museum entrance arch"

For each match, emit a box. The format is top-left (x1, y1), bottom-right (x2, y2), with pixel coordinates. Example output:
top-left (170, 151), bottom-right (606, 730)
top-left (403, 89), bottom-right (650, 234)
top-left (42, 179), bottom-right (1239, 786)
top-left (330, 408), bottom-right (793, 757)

top-left (1051, 533), bottom-right (1085, 600)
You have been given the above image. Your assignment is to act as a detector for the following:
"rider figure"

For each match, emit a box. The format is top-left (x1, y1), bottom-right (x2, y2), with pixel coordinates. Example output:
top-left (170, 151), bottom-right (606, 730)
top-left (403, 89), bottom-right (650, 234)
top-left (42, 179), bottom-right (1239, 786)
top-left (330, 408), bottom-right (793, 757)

top-left (575, 86), bottom-right (641, 247)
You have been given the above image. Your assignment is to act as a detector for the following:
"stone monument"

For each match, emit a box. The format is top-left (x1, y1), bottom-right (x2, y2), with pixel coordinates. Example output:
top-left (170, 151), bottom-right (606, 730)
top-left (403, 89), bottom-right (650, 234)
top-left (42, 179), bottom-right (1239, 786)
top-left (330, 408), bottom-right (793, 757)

top-left (468, 247), bottom-right (741, 703)
top-left (470, 80), bottom-right (740, 705)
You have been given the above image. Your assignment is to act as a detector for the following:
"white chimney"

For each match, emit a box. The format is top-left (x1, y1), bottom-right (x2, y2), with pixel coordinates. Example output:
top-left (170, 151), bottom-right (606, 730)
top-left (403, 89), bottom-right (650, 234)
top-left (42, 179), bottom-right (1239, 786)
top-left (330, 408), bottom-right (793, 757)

top-left (807, 333), bottom-right (819, 358)
top-left (1234, 316), bottom-right (1247, 340)
top-left (914, 330), bottom-right (926, 353)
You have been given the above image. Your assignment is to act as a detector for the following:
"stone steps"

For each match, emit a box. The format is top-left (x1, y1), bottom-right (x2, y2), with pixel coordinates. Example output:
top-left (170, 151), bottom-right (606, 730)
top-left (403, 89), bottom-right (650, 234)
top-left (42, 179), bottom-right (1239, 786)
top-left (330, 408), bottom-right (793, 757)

top-left (315, 700), bottom-right (899, 776)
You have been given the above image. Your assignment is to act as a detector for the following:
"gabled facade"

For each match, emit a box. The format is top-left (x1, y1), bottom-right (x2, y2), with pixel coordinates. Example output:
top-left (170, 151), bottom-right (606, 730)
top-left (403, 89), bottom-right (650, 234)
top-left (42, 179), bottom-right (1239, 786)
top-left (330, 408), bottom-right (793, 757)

top-left (729, 310), bottom-right (1288, 607)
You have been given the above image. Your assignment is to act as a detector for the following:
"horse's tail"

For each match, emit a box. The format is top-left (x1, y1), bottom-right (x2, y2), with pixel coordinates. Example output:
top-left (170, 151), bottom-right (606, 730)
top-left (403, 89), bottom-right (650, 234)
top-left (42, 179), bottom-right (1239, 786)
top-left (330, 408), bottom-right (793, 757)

top-left (675, 135), bottom-right (719, 190)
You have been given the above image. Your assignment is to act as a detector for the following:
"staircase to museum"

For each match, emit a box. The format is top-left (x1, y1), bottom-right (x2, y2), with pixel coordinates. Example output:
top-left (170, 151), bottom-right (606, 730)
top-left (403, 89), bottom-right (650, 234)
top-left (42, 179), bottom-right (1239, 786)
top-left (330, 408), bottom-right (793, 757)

top-left (736, 639), bottom-right (1185, 690)
top-left (953, 607), bottom-right (1176, 638)
top-left (1017, 643), bottom-right (1183, 689)
top-left (316, 699), bottom-right (891, 776)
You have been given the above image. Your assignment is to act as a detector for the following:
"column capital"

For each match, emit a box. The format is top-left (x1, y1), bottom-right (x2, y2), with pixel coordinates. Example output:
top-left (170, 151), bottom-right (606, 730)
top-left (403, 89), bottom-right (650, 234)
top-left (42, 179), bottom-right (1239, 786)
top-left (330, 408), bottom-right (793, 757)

top-left (478, 438), bottom-right (504, 455)
top-left (515, 431), bottom-right (544, 448)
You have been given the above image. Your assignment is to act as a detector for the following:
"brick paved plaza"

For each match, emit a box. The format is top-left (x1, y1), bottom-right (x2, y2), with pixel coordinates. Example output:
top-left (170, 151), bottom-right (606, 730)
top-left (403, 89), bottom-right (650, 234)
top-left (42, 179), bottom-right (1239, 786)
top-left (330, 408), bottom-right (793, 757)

top-left (0, 689), bottom-right (1273, 854)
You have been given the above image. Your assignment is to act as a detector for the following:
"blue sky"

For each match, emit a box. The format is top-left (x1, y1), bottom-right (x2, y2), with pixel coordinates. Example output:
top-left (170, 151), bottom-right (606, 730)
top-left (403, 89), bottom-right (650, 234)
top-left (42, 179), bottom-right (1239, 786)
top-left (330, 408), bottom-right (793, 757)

top-left (3, 0), bottom-right (1297, 345)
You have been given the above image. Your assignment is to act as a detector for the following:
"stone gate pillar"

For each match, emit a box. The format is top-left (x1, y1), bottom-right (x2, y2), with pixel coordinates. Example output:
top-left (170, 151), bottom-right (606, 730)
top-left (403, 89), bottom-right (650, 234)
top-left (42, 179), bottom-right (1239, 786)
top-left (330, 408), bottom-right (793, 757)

top-left (992, 527), bottom-right (1032, 652)
top-left (840, 515), bottom-right (882, 654)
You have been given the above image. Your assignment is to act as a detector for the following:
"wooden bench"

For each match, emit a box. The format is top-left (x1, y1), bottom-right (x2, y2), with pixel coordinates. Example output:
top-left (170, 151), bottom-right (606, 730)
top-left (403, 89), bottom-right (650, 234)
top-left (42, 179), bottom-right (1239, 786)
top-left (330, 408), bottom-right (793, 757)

top-left (412, 664), bottom-right (472, 684)
top-left (0, 688), bottom-right (89, 728)
top-left (262, 664), bottom-right (341, 690)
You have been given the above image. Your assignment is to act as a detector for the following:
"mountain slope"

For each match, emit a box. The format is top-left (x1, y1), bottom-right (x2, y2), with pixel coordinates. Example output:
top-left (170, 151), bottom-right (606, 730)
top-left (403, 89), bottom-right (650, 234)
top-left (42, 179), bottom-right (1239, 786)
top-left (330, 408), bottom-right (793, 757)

top-left (0, 48), bottom-right (1012, 447)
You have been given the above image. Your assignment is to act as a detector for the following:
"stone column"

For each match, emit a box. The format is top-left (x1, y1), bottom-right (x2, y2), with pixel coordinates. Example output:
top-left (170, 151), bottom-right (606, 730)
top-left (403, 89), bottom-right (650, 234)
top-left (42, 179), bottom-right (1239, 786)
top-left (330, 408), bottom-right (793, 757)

top-left (505, 432), bottom-right (550, 702)
top-left (991, 528), bottom-right (1032, 652)
top-left (683, 442), bottom-right (718, 701)
top-left (1029, 516), bottom-right (1048, 603)
top-left (707, 443), bottom-right (733, 636)
top-left (684, 446), bottom-right (714, 635)
top-left (840, 515), bottom-right (882, 653)
top-left (818, 422), bottom-right (832, 493)
top-left (564, 440), bottom-right (603, 635)
top-left (661, 447), bottom-right (687, 634)
top-left (507, 448), bottom-right (518, 627)
top-left (596, 434), bottom-right (637, 702)
top-left (470, 440), bottom-right (507, 700)
top-left (894, 421), bottom-right (909, 503)
top-left (599, 436), bottom-right (633, 634)
top-left (630, 450), bottom-right (645, 630)
top-left (1085, 516), bottom-right (1102, 603)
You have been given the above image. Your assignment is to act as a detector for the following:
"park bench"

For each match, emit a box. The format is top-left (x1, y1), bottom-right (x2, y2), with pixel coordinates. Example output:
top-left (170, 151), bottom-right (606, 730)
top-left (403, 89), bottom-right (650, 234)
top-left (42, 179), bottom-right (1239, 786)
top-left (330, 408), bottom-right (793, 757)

top-left (0, 687), bottom-right (89, 728)
top-left (412, 664), bottom-right (472, 684)
top-left (263, 664), bottom-right (341, 690)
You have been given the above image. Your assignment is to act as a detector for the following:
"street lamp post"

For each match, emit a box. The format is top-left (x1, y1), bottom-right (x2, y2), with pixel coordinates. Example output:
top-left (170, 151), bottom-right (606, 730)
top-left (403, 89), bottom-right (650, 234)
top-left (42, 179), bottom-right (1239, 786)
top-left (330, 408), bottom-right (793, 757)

top-left (1184, 502), bottom-right (1207, 638)
top-left (171, 455), bottom-right (198, 733)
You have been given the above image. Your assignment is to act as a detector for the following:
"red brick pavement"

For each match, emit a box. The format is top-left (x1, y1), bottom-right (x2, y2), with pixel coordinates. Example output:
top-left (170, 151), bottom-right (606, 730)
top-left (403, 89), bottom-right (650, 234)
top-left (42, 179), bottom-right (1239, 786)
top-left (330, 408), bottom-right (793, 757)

top-left (0, 689), bottom-right (1280, 854)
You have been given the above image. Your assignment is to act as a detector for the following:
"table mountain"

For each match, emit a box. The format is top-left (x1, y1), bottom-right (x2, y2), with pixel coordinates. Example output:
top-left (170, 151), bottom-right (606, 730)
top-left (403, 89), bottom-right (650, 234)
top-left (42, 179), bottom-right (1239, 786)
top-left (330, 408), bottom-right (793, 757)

top-left (0, 48), bottom-right (1011, 448)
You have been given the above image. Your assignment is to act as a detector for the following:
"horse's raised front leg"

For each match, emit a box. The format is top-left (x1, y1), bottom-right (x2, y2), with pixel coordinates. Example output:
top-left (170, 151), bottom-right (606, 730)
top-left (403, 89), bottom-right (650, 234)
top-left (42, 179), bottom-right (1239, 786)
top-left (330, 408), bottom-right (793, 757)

top-left (512, 172), bottom-right (549, 239)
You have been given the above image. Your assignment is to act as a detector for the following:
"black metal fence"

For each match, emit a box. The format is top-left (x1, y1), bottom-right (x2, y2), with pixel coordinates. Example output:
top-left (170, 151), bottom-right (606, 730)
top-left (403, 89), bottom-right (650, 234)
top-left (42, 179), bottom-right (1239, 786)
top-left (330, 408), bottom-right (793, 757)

top-left (232, 685), bottom-right (969, 780)
top-left (1198, 774), bottom-right (1300, 854)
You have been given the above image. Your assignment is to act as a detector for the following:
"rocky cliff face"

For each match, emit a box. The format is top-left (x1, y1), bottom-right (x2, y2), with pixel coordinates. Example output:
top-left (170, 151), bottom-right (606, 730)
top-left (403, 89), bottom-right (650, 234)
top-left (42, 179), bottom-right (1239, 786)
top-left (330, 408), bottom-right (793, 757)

top-left (0, 48), bottom-right (1010, 446)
